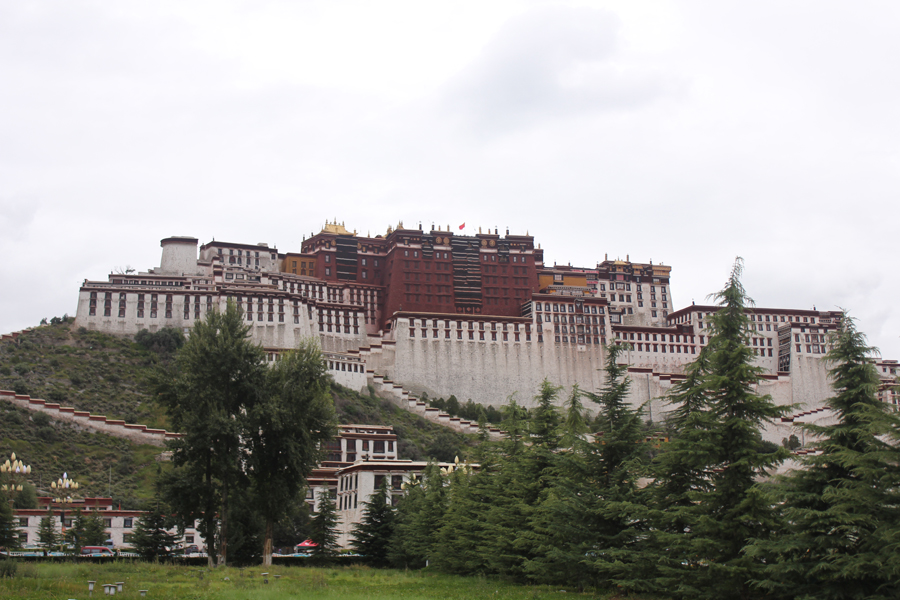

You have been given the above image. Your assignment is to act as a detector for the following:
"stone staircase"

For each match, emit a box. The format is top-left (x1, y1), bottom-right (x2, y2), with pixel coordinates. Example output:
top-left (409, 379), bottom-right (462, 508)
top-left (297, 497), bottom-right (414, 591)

top-left (0, 389), bottom-right (180, 447)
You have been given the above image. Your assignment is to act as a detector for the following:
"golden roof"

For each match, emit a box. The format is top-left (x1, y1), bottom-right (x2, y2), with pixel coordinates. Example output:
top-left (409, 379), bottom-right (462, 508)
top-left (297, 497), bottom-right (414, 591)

top-left (320, 220), bottom-right (355, 236)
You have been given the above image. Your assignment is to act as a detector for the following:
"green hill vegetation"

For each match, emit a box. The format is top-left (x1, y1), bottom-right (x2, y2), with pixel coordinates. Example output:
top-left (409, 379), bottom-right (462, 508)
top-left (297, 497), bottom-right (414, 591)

top-left (0, 319), bottom-right (475, 508)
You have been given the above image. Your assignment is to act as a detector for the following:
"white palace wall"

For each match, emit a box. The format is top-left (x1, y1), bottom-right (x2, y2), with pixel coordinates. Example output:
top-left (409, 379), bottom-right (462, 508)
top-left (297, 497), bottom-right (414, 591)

top-left (378, 319), bottom-right (607, 409)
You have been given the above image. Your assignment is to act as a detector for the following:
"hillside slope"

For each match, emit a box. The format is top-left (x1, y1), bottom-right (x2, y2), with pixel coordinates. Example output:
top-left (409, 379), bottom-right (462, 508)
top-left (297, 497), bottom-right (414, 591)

top-left (0, 320), bottom-right (475, 505)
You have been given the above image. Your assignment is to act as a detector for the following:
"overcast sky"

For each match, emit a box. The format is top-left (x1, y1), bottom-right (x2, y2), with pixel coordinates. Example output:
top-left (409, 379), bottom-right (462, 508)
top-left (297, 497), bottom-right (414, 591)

top-left (2, 1), bottom-right (898, 359)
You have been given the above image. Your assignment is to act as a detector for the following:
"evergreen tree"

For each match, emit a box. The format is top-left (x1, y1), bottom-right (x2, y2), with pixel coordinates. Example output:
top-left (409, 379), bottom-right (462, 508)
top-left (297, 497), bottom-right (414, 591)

top-left (664, 258), bottom-right (789, 599)
top-left (480, 396), bottom-right (547, 579)
top-left (748, 314), bottom-right (900, 599)
top-left (0, 491), bottom-right (18, 550)
top-left (246, 338), bottom-right (336, 565)
top-left (156, 301), bottom-right (266, 567)
top-left (308, 491), bottom-right (339, 559)
top-left (131, 495), bottom-right (177, 561)
top-left (13, 484), bottom-right (38, 509)
top-left (65, 509), bottom-right (107, 553)
top-left (390, 462), bottom-right (446, 568)
top-left (638, 347), bottom-right (721, 596)
top-left (351, 479), bottom-right (395, 566)
top-left (80, 511), bottom-right (108, 547)
top-left (560, 384), bottom-right (589, 447)
top-left (36, 508), bottom-right (59, 555)
top-left (432, 461), bottom-right (490, 574)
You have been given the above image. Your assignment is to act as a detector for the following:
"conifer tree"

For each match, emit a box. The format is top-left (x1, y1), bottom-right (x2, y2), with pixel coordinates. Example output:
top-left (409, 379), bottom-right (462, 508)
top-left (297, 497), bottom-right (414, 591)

top-left (664, 258), bottom-right (789, 599)
top-left (0, 490), bottom-right (18, 550)
top-left (308, 491), bottom-right (339, 559)
top-left (36, 508), bottom-right (59, 555)
top-left (560, 384), bottom-right (589, 447)
top-left (637, 348), bottom-right (721, 595)
top-left (747, 314), bottom-right (900, 599)
top-left (480, 393), bottom-right (558, 579)
top-left (351, 479), bottom-right (395, 566)
top-left (390, 462), bottom-right (446, 568)
top-left (131, 495), bottom-right (177, 561)
top-left (79, 510), bottom-right (107, 547)
top-left (432, 461), bottom-right (490, 573)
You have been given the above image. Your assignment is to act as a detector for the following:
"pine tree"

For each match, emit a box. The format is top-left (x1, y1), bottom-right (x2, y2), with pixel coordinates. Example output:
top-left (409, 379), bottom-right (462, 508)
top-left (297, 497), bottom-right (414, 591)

top-left (351, 479), bottom-right (395, 566)
top-left (0, 490), bottom-right (18, 550)
top-left (637, 347), bottom-right (721, 596)
top-left (747, 314), bottom-right (900, 599)
top-left (560, 384), bottom-right (589, 447)
top-left (432, 461), bottom-right (490, 574)
top-left (36, 508), bottom-right (59, 555)
top-left (308, 491), bottom-right (339, 559)
top-left (80, 511), bottom-right (107, 547)
top-left (131, 496), bottom-right (177, 561)
top-left (390, 462), bottom-right (446, 568)
top-left (64, 509), bottom-right (107, 553)
top-left (666, 258), bottom-right (789, 599)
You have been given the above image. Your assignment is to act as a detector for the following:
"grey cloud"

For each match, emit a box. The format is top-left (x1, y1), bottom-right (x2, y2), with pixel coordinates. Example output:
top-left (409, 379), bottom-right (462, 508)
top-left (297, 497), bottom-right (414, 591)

top-left (442, 6), bottom-right (670, 132)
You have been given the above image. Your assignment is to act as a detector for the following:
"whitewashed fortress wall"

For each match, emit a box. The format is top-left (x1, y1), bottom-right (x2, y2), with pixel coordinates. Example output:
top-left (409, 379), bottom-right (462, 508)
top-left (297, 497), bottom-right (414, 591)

top-left (73, 233), bottom-right (898, 427)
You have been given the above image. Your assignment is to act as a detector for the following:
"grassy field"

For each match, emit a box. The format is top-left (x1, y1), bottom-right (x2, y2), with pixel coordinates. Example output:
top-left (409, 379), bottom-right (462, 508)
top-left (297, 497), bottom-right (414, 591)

top-left (0, 562), bottom-right (627, 600)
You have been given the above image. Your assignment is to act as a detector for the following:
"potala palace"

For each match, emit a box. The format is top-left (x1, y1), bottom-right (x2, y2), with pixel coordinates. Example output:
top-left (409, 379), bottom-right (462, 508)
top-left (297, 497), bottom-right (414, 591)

top-left (74, 221), bottom-right (899, 443)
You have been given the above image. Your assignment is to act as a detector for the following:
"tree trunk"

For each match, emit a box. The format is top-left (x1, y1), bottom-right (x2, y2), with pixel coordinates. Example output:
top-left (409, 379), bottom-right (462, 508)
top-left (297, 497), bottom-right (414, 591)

top-left (263, 519), bottom-right (274, 566)
top-left (205, 454), bottom-right (216, 569)
top-left (219, 477), bottom-right (228, 568)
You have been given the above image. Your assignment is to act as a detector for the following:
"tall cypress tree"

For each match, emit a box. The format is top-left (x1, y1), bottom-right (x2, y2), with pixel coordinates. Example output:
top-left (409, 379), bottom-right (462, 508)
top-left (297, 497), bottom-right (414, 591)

top-left (308, 491), bottom-right (339, 559)
top-left (36, 507), bottom-right (59, 555)
top-left (390, 462), bottom-right (446, 568)
top-left (637, 347), bottom-right (721, 596)
top-left (748, 314), bottom-right (900, 599)
top-left (351, 479), bottom-right (395, 566)
top-left (524, 345), bottom-right (646, 589)
top-left (131, 496), bottom-right (177, 561)
top-left (671, 258), bottom-right (789, 599)
top-left (0, 491), bottom-right (18, 550)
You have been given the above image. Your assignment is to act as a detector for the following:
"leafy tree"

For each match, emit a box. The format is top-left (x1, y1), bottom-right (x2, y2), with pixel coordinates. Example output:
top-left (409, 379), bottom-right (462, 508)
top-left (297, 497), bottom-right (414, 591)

top-left (351, 479), bottom-right (395, 566)
top-left (0, 491), bottom-right (18, 550)
top-left (748, 314), bottom-right (900, 599)
top-left (246, 338), bottom-right (336, 566)
top-left (308, 491), bottom-right (339, 559)
top-left (272, 496), bottom-right (311, 552)
top-left (222, 485), bottom-right (264, 566)
top-left (36, 508), bottom-right (59, 555)
top-left (135, 327), bottom-right (185, 356)
top-left (157, 301), bottom-right (266, 567)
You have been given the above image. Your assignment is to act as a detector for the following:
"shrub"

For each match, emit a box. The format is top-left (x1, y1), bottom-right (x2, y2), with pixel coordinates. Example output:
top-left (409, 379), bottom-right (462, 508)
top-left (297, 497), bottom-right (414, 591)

top-left (0, 560), bottom-right (18, 578)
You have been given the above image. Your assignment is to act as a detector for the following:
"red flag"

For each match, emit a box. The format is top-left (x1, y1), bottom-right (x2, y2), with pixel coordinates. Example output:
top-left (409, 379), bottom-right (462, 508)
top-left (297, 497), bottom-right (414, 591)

top-left (459, 223), bottom-right (465, 230)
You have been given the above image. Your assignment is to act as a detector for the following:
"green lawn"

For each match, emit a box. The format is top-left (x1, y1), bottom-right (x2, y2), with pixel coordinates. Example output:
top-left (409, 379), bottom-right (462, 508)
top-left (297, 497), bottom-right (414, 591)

top-left (0, 562), bottom-right (627, 599)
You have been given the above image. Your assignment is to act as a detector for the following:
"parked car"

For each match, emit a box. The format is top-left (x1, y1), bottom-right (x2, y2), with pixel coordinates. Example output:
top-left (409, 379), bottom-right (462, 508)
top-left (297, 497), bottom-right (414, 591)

top-left (81, 546), bottom-right (115, 556)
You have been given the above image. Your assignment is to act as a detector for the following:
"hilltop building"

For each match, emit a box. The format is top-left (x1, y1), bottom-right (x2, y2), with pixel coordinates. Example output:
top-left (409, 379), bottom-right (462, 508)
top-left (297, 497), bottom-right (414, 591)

top-left (74, 222), bottom-right (898, 437)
